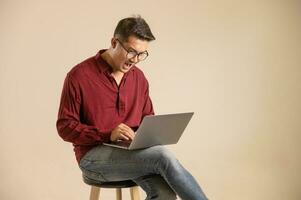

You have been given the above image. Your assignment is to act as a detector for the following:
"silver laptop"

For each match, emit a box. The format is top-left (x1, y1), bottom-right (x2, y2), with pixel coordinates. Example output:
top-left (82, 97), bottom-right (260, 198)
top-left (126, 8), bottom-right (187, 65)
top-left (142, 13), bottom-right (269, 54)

top-left (103, 112), bottom-right (194, 150)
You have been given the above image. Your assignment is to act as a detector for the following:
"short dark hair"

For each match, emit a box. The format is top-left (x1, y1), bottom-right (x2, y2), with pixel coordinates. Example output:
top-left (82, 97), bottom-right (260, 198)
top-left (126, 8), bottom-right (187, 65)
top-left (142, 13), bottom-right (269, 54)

top-left (114, 15), bottom-right (156, 42)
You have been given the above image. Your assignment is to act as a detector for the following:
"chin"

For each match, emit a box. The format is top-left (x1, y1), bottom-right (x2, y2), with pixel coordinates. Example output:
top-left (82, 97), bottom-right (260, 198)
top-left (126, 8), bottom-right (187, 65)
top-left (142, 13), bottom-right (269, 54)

top-left (121, 66), bottom-right (132, 73)
top-left (123, 69), bottom-right (130, 73)
top-left (117, 68), bottom-right (127, 74)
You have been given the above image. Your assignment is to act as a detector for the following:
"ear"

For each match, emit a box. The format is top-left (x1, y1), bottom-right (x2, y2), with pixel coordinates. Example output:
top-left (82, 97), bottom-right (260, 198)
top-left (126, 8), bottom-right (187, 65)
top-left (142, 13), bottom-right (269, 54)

top-left (111, 38), bottom-right (117, 49)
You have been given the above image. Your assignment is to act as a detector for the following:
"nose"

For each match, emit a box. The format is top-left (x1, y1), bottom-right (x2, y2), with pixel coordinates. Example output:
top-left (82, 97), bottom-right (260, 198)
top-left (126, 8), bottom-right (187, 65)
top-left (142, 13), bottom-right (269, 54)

top-left (129, 55), bottom-right (139, 64)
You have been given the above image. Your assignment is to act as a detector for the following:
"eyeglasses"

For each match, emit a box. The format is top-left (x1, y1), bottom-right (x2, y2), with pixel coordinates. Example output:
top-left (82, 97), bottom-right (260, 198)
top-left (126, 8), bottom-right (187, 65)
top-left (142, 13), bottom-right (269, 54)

top-left (116, 38), bottom-right (149, 62)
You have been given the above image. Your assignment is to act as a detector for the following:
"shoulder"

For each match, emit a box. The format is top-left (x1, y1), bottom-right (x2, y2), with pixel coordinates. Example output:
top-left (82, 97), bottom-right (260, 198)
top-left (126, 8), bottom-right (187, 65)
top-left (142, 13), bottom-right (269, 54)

top-left (67, 56), bottom-right (97, 81)
top-left (131, 66), bottom-right (149, 82)
top-left (129, 66), bottom-right (151, 92)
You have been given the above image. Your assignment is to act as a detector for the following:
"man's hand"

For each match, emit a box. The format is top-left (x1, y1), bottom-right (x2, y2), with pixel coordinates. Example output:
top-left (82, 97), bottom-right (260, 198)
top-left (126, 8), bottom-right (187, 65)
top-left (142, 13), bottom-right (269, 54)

top-left (110, 123), bottom-right (135, 142)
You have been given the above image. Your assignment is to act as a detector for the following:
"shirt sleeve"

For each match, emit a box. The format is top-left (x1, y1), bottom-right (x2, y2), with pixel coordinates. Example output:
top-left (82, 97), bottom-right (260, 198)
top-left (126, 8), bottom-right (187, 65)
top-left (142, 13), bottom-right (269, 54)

top-left (56, 74), bottom-right (111, 145)
top-left (141, 79), bottom-right (155, 118)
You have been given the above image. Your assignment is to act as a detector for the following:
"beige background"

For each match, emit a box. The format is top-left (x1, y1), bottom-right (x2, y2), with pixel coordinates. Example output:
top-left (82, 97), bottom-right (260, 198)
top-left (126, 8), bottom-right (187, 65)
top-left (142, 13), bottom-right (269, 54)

top-left (1, 0), bottom-right (300, 199)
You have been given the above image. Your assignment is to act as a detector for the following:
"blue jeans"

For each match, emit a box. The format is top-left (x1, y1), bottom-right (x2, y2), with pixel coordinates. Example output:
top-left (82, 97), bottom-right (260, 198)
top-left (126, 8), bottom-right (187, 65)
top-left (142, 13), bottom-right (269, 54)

top-left (79, 145), bottom-right (208, 200)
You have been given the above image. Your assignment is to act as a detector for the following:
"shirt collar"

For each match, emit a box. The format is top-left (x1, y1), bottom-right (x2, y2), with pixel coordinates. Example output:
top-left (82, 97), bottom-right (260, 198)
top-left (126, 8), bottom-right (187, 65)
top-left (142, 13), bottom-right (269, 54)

top-left (95, 49), bottom-right (112, 74)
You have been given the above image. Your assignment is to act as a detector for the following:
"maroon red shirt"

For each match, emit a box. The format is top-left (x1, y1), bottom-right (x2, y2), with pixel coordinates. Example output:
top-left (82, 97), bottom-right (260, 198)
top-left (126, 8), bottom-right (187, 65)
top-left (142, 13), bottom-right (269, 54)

top-left (56, 50), bottom-right (154, 163)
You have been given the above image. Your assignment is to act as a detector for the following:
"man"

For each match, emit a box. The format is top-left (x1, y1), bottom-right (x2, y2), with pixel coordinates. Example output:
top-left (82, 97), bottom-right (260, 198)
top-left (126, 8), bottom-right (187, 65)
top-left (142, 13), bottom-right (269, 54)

top-left (56, 16), bottom-right (208, 200)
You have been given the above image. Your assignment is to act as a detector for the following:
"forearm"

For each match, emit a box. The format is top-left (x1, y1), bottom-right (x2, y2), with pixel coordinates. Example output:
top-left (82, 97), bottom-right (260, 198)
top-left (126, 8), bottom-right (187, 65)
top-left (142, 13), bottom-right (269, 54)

top-left (56, 118), bottom-right (111, 145)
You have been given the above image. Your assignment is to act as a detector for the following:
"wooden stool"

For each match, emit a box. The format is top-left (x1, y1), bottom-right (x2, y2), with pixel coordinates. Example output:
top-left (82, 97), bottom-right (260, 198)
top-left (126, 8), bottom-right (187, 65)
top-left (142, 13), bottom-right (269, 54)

top-left (83, 175), bottom-right (140, 200)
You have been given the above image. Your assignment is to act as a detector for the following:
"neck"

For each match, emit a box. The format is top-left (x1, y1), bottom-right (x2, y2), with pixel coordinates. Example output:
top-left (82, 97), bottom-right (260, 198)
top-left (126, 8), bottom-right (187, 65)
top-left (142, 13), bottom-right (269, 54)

top-left (101, 50), bottom-right (124, 77)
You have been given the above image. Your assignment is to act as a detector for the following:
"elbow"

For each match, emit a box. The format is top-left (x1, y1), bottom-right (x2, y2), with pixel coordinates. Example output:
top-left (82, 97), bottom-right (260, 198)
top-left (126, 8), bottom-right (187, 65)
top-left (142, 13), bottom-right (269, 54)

top-left (56, 118), bottom-right (73, 142)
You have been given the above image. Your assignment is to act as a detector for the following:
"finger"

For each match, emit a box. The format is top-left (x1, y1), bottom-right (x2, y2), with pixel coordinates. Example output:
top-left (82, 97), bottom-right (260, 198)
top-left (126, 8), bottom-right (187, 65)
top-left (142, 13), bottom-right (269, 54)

top-left (127, 131), bottom-right (135, 140)
top-left (120, 123), bottom-right (132, 130)
top-left (121, 131), bottom-right (133, 140)
top-left (119, 125), bottom-right (133, 134)
top-left (119, 133), bottom-right (130, 140)
top-left (120, 125), bottom-right (135, 138)
top-left (119, 123), bottom-right (129, 130)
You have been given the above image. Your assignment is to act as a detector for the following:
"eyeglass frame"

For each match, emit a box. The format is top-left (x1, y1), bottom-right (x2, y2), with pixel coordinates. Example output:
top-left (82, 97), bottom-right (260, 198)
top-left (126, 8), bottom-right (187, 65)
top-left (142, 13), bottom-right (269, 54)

top-left (116, 38), bottom-right (149, 62)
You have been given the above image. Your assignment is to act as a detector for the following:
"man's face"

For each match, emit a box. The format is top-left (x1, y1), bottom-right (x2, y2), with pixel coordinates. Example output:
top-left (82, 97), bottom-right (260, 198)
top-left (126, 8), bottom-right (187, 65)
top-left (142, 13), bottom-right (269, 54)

top-left (111, 35), bottom-right (149, 73)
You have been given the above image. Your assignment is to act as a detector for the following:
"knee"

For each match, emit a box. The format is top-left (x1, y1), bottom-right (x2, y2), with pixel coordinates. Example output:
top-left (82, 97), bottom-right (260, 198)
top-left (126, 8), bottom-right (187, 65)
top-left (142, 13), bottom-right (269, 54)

top-left (151, 146), bottom-right (177, 162)
top-left (152, 146), bottom-right (180, 170)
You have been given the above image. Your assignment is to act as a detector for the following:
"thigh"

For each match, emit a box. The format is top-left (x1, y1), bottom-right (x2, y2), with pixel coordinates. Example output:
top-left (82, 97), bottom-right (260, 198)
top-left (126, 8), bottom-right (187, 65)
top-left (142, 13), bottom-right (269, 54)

top-left (79, 145), bottom-right (176, 182)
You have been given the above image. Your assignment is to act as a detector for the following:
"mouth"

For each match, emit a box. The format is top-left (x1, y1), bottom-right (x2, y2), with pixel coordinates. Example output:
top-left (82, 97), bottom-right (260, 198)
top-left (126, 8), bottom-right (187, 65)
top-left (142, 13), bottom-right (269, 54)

top-left (124, 62), bottom-right (133, 70)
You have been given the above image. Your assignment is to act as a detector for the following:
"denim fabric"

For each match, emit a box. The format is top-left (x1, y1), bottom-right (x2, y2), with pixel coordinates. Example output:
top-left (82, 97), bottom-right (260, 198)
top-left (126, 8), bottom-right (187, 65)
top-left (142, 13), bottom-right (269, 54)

top-left (79, 145), bottom-right (208, 200)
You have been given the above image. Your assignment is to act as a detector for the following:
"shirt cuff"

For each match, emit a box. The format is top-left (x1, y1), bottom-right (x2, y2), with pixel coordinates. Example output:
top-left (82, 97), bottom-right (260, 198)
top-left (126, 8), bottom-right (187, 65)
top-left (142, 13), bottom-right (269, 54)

top-left (100, 131), bottom-right (111, 143)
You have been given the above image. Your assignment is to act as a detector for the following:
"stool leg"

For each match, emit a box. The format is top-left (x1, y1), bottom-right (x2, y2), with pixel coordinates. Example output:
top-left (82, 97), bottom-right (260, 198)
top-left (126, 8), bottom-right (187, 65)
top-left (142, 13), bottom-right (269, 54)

top-left (90, 186), bottom-right (100, 200)
top-left (130, 186), bottom-right (140, 200)
top-left (116, 188), bottom-right (122, 200)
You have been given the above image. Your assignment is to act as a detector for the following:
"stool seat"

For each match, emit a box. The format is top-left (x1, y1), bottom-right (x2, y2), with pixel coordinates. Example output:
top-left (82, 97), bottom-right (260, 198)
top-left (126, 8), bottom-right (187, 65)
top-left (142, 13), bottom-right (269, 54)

top-left (83, 174), bottom-right (137, 188)
top-left (83, 174), bottom-right (140, 200)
